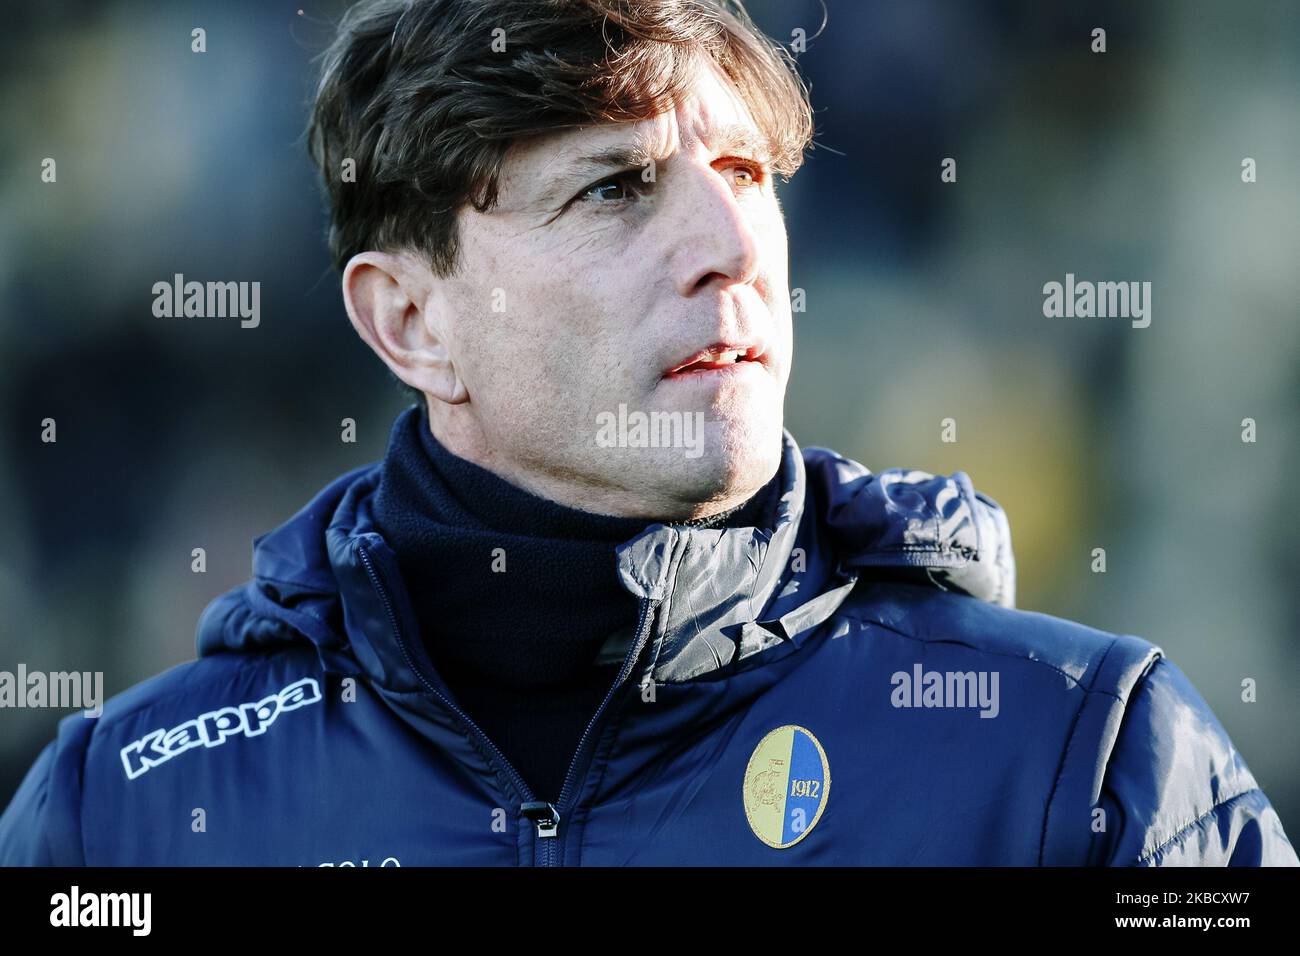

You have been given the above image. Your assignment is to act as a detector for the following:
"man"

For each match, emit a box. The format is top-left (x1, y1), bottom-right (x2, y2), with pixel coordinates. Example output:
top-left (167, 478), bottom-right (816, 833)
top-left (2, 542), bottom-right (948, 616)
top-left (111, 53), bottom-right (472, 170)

top-left (1, 0), bottom-right (1294, 866)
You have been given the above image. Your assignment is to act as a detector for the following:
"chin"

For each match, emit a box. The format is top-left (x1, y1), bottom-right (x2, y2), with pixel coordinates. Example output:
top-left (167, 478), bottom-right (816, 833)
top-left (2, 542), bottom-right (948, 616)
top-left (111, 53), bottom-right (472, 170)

top-left (591, 389), bottom-right (785, 514)
top-left (675, 412), bottom-right (783, 508)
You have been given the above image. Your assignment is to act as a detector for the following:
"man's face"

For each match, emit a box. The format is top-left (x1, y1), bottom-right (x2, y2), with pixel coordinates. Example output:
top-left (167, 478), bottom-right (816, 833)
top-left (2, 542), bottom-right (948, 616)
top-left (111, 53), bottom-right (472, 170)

top-left (428, 59), bottom-right (793, 518)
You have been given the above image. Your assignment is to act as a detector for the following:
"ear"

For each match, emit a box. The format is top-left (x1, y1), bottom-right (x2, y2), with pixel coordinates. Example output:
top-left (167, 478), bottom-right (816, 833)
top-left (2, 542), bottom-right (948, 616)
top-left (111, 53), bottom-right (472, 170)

top-left (341, 251), bottom-right (469, 404)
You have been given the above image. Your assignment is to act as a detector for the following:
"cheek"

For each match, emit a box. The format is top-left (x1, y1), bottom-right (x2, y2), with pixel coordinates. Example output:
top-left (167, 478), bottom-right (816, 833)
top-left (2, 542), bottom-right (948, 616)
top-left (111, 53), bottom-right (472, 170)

top-left (520, 259), bottom-right (642, 378)
top-left (459, 279), bottom-right (631, 421)
top-left (756, 220), bottom-right (793, 361)
top-left (749, 204), bottom-right (789, 284)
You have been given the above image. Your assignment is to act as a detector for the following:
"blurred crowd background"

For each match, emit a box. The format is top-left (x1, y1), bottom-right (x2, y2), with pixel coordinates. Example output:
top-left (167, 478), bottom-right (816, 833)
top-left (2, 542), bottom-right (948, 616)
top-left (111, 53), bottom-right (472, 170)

top-left (2, 0), bottom-right (1297, 835)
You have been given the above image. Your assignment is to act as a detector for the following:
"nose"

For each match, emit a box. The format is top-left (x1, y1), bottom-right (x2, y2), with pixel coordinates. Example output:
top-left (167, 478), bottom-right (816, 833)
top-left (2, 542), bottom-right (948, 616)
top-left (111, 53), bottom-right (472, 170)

top-left (670, 164), bottom-right (764, 298)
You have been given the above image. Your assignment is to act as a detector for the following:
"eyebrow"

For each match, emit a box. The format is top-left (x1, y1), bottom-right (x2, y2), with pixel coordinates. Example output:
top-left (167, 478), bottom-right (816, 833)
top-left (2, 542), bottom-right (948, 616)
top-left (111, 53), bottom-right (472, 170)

top-left (535, 122), bottom-right (773, 207)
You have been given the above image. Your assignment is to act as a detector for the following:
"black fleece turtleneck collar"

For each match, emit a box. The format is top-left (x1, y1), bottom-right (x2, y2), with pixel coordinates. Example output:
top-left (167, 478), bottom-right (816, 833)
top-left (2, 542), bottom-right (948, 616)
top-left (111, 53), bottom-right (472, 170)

top-left (369, 403), bottom-right (782, 802)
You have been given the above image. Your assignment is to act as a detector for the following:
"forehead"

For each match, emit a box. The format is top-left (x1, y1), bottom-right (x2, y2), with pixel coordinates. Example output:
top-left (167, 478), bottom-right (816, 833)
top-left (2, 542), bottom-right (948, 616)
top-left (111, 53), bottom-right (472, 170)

top-left (499, 59), bottom-right (764, 203)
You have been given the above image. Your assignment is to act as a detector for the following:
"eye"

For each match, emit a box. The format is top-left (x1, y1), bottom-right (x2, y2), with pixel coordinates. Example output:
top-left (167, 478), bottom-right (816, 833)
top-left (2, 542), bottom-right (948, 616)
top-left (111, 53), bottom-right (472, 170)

top-left (566, 158), bottom-right (768, 212)
top-left (575, 170), bottom-right (647, 205)
top-left (721, 158), bottom-right (768, 191)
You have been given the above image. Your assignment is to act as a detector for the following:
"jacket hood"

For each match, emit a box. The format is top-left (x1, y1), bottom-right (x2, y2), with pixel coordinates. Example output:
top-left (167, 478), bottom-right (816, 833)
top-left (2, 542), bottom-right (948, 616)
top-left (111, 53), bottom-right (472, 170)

top-left (196, 426), bottom-right (1016, 689)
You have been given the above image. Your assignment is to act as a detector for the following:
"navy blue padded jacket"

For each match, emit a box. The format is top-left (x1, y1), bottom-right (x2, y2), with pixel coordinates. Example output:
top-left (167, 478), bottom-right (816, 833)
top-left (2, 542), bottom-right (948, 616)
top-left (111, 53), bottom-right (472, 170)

top-left (1, 431), bottom-right (1295, 866)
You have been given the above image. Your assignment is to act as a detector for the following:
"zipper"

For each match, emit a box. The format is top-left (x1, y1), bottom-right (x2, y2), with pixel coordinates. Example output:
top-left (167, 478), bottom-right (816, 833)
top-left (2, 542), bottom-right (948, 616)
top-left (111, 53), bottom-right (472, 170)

top-left (357, 540), bottom-right (661, 867)
top-left (540, 592), bottom-right (660, 866)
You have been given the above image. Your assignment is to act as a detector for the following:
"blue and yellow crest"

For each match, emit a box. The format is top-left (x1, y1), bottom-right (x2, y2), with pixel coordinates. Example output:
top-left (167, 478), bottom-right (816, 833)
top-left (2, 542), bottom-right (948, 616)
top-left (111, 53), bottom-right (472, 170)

top-left (742, 725), bottom-right (830, 848)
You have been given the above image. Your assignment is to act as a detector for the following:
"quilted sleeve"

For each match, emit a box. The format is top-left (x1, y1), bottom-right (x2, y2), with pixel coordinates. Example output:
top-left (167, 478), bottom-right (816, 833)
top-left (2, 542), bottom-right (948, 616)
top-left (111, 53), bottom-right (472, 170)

top-left (1096, 655), bottom-right (1297, 866)
top-left (0, 714), bottom-right (94, 866)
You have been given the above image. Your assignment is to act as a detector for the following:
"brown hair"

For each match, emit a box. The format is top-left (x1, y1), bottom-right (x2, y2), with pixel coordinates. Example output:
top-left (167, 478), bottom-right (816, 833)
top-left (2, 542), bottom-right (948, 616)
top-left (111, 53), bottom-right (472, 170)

top-left (305, 0), bottom-right (815, 278)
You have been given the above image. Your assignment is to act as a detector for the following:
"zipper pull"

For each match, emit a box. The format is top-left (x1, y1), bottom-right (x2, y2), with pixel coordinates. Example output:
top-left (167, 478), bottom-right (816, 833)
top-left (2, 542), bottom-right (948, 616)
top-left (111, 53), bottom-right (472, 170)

top-left (520, 801), bottom-right (560, 838)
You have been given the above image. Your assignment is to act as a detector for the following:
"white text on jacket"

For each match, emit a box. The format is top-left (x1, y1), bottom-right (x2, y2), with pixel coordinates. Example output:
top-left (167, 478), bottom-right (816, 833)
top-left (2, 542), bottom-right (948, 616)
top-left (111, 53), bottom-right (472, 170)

top-left (120, 677), bottom-right (321, 779)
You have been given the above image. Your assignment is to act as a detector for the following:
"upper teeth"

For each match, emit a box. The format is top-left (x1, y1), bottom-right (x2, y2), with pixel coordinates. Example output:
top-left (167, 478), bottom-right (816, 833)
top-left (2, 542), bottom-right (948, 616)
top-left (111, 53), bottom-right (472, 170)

top-left (714, 349), bottom-right (743, 363)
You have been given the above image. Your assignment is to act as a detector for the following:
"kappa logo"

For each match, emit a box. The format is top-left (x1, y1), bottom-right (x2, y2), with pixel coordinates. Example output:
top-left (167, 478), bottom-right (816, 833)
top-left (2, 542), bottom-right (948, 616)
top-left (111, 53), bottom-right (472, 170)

top-left (120, 677), bottom-right (321, 780)
top-left (742, 725), bottom-right (830, 849)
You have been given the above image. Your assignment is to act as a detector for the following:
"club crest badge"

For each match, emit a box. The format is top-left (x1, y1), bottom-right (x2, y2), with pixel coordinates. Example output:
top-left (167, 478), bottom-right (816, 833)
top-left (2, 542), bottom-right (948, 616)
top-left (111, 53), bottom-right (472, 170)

top-left (742, 724), bottom-right (830, 848)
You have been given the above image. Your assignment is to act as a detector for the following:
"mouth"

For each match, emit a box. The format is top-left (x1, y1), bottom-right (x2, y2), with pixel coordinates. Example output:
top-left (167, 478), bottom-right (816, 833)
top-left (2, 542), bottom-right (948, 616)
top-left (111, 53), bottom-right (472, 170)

top-left (662, 342), bottom-right (768, 379)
